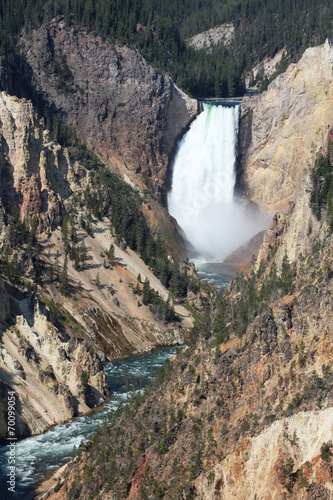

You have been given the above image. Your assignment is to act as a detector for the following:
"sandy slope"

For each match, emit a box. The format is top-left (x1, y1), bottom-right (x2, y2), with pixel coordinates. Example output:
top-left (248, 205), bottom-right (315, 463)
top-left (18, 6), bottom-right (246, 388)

top-left (43, 216), bottom-right (193, 348)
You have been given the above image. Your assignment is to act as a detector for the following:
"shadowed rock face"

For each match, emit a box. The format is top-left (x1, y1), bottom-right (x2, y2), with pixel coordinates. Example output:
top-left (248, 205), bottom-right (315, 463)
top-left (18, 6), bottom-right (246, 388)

top-left (0, 277), bottom-right (9, 322)
top-left (239, 40), bottom-right (333, 212)
top-left (19, 21), bottom-right (198, 203)
top-left (0, 291), bottom-right (110, 441)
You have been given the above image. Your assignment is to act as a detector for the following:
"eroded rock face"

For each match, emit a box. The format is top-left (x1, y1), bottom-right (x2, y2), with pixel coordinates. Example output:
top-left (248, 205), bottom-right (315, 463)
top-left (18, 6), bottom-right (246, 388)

top-left (0, 295), bottom-right (109, 439)
top-left (0, 277), bottom-right (9, 322)
top-left (19, 21), bottom-right (198, 202)
top-left (0, 91), bottom-right (75, 230)
top-left (194, 408), bottom-right (333, 499)
top-left (40, 231), bottom-right (333, 498)
top-left (256, 183), bottom-right (327, 271)
top-left (186, 23), bottom-right (235, 52)
top-left (0, 90), bottom-right (193, 439)
top-left (240, 40), bottom-right (333, 212)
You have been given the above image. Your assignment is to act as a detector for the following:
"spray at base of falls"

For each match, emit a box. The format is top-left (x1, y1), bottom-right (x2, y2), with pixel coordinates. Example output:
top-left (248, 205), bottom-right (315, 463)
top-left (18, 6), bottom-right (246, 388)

top-left (168, 103), bottom-right (269, 260)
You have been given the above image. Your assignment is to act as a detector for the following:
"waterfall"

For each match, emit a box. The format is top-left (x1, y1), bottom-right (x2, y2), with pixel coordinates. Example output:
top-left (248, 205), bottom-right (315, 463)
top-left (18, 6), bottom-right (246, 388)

top-left (168, 102), bottom-right (267, 259)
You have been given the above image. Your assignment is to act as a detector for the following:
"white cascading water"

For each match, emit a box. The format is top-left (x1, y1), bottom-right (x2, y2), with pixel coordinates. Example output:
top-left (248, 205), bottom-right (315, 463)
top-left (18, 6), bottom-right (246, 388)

top-left (168, 103), bottom-right (268, 259)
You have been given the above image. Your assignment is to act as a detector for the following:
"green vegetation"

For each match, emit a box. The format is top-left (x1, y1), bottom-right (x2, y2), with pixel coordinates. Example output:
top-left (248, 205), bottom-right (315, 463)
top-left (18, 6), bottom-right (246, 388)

top-left (81, 167), bottom-right (197, 300)
top-left (310, 141), bottom-right (333, 232)
top-left (212, 253), bottom-right (296, 349)
top-left (0, 208), bottom-right (41, 286)
top-left (0, 3), bottom-right (331, 496)
top-left (0, 125), bottom-right (196, 303)
top-left (280, 457), bottom-right (295, 491)
top-left (61, 214), bottom-right (333, 498)
top-left (137, 277), bottom-right (178, 322)
top-left (320, 442), bottom-right (332, 462)
top-left (279, 252), bottom-right (294, 295)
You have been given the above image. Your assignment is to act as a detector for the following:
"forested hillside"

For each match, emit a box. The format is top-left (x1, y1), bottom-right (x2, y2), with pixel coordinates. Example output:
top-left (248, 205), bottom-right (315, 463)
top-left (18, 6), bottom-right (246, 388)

top-left (0, 0), bottom-right (332, 97)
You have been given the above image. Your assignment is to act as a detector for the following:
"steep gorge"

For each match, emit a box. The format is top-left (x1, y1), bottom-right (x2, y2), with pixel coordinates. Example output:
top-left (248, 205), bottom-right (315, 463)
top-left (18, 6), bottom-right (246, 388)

top-left (0, 18), bottom-right (332, 498)
top-left (0, 88), bottom-right (195, 439)
top-left (41, 129), bottom-right (333, 499)
top-left (35, 40), bottom-right (333, 499)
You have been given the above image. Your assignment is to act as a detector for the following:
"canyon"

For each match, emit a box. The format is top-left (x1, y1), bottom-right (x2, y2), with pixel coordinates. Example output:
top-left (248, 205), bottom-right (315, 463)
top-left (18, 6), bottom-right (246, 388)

top-left (0, 71), bottom-right (195, 437)
top-left (36, 39), bottom-right (333, 499)
top-left (0, 18), bottom-right (332, 499)
top-left (18, 20), bottom-right (198, 203)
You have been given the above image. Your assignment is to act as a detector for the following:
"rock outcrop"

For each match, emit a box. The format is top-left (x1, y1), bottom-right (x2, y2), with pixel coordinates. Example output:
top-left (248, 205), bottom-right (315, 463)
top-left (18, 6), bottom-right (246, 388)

top-left (186, 23), bottom-right (235, 52)
top-left (0, 91), bottom-right (69, 230)
top-left (239, 40), bottom-right (333, 212)
top-left (194, 408), bottom-right (333, 499)
top-left (19, 21), bottom-right (198, 202)
top-left (0, 294), bottom-right (109, 439)
top-left (0, 90), bottom-right (193, 439)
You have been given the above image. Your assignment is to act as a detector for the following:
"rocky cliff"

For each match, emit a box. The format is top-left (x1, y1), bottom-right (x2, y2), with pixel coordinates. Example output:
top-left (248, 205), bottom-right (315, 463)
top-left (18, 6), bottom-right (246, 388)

top-left (0, 291), bottom-right (109, 437)
top-left (186, 23), bottom-right (235, 52)
top-left (0, 91), bottom-right (65, 229)
top-left (0, 90), bottom-right (194, 440)
top-left (19, 20), bottom-right (198, 203)
top-left (37, 167), bottom-right (333, 498)
top-left (35, 40), bottom-right (333, 499)
top-left (239, 39), bottom-right (333, 213)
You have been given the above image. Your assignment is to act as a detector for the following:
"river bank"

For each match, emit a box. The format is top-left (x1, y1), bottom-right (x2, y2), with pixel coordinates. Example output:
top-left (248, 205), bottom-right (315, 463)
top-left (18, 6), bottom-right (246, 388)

top-left (0, 346), bottom-right (182, 499)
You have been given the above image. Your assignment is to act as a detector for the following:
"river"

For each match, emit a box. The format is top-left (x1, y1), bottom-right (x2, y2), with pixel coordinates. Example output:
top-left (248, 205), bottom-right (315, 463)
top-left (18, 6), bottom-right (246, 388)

top-left (0, 346), bottom-right (182, 499)
top-left (193, 258), bottom-right (236, 289)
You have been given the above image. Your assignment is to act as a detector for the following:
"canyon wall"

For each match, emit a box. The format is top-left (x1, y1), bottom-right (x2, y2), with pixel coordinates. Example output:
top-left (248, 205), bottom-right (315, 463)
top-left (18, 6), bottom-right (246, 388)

top-left (1, 19), bottom-right (332, 495)
top-left (0, 90), bottom-right (193, 439)
top-left (34, 39), bottom-right (333, 499)
top-left (0, 91), bottom-right (66, 230)
top-left (39, 197), bottom-right (333, 498)
top-left (239, 39), bottom-right (333, 213)
top-left (19, 21), bottom-right (198, 202)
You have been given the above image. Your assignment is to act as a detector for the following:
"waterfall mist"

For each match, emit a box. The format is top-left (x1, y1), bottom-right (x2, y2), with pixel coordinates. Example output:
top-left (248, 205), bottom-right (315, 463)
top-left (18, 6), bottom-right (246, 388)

top-left (167, 103), bottom-right (269, 260)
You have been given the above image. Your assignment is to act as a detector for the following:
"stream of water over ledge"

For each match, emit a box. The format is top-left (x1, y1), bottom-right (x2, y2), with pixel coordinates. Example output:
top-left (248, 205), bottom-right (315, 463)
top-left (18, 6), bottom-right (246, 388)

top-left (0, 346), bottom-right (182, 499)
top-left (168, 100), bottom-right (269, 287)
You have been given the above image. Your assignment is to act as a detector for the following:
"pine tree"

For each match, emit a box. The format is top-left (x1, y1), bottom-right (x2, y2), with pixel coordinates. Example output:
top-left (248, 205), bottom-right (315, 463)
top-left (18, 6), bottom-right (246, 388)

top-left (107, 244), bottom-right (116, 267)
top-left (280, 252), bottom-right (293, 295)
top-left (60, 255), bottom-right (70, 296)
top-left (49, 264), bottom-right (54, 281)
top-left (62, 215), bottom-right (70, 254)
top-left (55, 250), bottom-right (60, 280)
top-left (135, 281), bottom-right (142, 295)
top-left (74, 251), bottom-right (80, 270)
top-left (327, 180), bottom-right (333, 232)
top-left (142, 278), bottom-right (151, 305)
top-left (79, 241), bottom-right (88, 270)
top-left (71, 224), bottom-right (78, 244)
top-left (95, 272), bottom-right (101, 289)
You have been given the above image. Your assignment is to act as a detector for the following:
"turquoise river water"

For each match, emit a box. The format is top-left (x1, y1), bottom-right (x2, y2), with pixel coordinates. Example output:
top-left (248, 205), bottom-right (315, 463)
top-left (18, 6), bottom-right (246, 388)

top-left (0, 346), bottom-right (181, 499)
